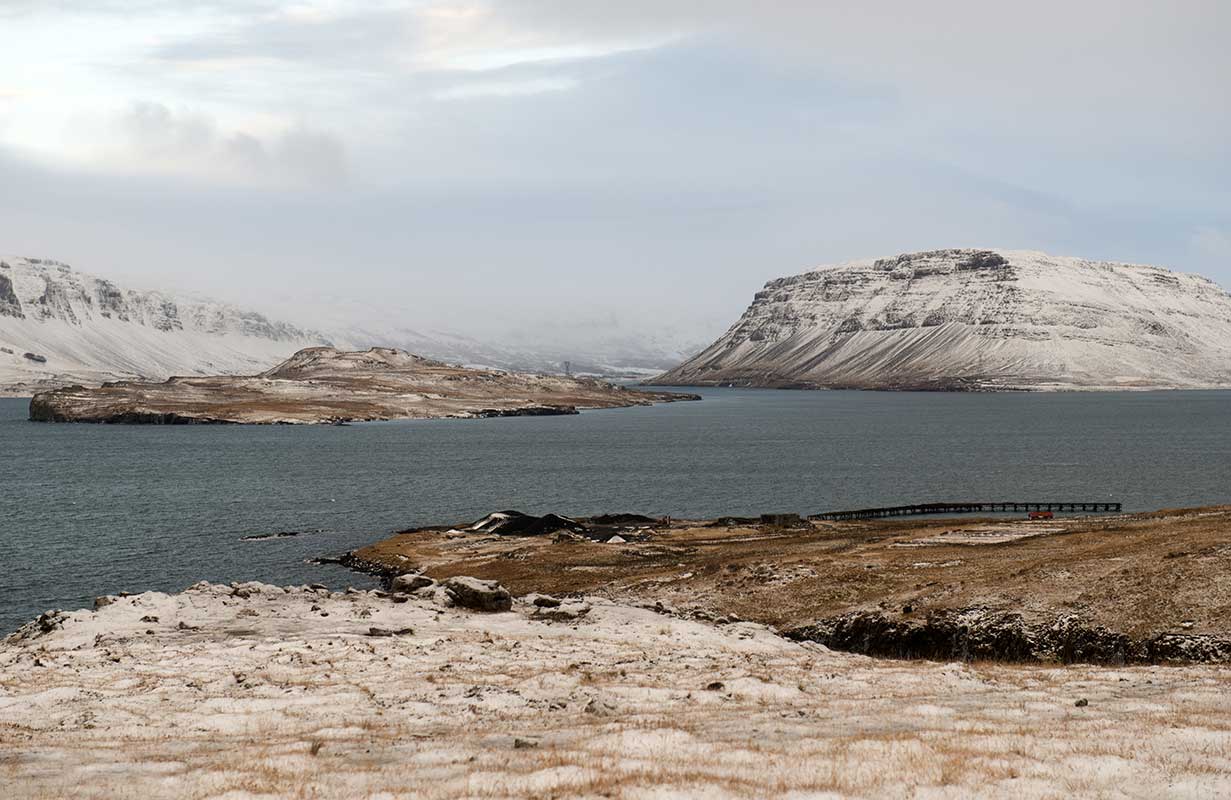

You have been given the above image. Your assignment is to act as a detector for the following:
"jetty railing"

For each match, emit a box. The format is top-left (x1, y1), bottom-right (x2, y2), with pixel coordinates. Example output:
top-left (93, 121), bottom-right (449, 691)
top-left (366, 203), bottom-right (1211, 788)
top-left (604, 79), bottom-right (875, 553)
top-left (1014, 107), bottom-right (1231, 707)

top-left (809, 501), bottom-right (1121, 522)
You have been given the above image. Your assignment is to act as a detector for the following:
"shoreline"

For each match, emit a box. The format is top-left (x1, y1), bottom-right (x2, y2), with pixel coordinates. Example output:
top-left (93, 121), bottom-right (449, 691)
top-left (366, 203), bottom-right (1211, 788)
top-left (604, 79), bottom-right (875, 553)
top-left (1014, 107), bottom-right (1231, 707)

top-left (4, 505), bottom-right (1229, 796)
top-left (3, 504), bottom-right (1228, 664)
top-left (341, 505), bottom-right (1231, 666)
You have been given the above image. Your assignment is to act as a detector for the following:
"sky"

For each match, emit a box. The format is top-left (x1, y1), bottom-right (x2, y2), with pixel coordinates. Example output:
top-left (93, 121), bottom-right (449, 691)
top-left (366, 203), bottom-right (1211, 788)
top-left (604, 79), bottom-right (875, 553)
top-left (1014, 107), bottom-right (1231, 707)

top-left (1, 1), bottom-right (1228, 351)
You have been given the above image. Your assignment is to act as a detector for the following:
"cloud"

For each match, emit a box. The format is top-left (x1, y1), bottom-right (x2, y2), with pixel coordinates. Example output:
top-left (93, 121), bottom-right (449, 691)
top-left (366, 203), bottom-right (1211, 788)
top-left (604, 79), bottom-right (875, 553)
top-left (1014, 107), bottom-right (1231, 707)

top-left (431, 76), bottom-right (578, 100)
top-left (0, 0), bottom-right (1227, 346)
top-left (113, 101), bottom-right (347, 188)
top-left (150, 7), bottom-right (416, 69)
top-left (1190, 228), bottom-right (1231, 269)
top-left (485, 1), bottom-right (1231, 151)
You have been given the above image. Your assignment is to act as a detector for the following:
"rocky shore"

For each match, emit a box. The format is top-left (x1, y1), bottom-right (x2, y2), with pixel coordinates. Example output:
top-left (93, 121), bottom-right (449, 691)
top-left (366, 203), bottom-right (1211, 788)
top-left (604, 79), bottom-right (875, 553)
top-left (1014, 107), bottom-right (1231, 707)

top-left (347, 506), bottom-right (1231, 665)
top-left (28, 346), bottom-right (699, 424)
top-left (5, 506), bottom-right (1229, 797)
top-left (4, 580), bottom-right (1230, 799)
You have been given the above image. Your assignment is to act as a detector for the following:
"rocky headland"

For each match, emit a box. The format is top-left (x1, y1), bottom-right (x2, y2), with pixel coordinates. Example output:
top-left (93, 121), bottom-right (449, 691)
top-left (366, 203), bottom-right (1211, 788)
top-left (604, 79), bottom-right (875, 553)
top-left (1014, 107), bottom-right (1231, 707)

top-left (27, 346), bottom-right (699, 424)
top-left (653, 248), bottom-right (1231, 390)
top-left (348, 506), bottom-right (1231, 665)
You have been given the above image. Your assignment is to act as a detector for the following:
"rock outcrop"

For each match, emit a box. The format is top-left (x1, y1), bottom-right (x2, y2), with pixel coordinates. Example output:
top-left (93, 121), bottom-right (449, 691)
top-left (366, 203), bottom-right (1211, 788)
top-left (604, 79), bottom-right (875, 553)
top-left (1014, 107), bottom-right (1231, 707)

top-left (442, 577), bottom-right (513, 612)
top-left (390, 573), bottom-right (435, 593)
top-left (28, 346), bottom-right (698, 424)
top-left (0, 271), bottom-right (23, 319)
top-left (785, 608), bottom-right (1231, 665)
top-left (653, 248), bottom-right (1231, 390)
top-left (468, 511), bottom-right (588, 537)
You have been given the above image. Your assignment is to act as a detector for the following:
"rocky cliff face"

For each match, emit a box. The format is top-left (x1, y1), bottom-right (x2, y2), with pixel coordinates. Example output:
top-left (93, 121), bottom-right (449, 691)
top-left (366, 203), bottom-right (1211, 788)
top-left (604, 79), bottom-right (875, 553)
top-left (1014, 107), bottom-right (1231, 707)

top-left (653, 248), bottom-right (1231, 390)
top-left (0, 256), bottom-right (327, 395)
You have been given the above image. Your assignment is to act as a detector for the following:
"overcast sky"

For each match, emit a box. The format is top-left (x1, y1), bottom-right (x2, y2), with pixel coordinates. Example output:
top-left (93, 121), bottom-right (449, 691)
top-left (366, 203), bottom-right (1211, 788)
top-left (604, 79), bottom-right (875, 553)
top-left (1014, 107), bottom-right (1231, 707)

top-left (2, 1), bottom-right (1228, 346)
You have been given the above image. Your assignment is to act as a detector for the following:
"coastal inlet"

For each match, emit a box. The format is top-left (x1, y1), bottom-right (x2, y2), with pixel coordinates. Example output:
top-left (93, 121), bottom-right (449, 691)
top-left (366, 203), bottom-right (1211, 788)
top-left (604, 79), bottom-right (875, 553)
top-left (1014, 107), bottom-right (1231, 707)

top-left (2, 387), bottom-right (1229, 633)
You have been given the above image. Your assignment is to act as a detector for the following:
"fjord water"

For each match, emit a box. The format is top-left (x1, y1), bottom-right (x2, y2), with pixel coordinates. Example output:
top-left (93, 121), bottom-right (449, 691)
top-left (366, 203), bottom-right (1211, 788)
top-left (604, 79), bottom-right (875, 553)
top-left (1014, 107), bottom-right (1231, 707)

top-left (2, 389), bottom-right (1230, 632)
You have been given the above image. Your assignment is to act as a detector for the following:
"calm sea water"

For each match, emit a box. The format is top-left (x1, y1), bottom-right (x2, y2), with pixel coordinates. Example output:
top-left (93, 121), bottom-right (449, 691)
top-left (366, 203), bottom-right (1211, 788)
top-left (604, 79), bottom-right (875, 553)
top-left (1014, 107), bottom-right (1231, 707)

top-left (2, 389), bottom-right (1229, 632)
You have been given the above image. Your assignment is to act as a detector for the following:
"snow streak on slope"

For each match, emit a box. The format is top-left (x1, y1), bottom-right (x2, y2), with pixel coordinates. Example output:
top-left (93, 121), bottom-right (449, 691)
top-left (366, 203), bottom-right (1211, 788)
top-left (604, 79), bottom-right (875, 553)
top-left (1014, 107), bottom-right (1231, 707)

top-left (0, 256), bottom-right (327, 396)
top-left (654, 249), bottom-right (1231, 391)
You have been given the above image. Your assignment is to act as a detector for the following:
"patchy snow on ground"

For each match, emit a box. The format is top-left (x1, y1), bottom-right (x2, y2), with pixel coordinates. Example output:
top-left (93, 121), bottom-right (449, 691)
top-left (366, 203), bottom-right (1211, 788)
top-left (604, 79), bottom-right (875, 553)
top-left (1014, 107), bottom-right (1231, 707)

top-left (2, 583), bottom-right (1229, 799)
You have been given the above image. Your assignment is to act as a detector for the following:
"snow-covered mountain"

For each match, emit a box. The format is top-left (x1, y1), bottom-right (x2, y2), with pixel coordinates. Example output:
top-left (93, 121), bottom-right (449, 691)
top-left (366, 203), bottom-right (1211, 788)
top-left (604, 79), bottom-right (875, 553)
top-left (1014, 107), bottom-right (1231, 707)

top-left (0, 256), bottom-right (328, 396)
top-left (0, 255), bottom-right (702, 396)
top-left (652, 248), bottom-right (1231, 391)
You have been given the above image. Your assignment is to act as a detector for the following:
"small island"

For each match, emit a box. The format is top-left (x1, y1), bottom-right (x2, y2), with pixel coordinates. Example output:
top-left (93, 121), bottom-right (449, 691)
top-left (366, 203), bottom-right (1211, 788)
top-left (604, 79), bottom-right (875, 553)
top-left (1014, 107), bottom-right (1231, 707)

top-left (28, 346), bottom-right (699, 424)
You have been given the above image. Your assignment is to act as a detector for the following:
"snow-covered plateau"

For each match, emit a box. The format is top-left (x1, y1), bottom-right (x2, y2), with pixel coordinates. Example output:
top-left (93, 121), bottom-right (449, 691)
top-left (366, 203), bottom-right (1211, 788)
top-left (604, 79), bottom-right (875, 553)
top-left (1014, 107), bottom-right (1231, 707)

top-left (2, 582), bottom-right (1229, 799)
top-left (653, 248), bottom-right (1231, 391)
top-left (0, 256), bottom-right (327, 396)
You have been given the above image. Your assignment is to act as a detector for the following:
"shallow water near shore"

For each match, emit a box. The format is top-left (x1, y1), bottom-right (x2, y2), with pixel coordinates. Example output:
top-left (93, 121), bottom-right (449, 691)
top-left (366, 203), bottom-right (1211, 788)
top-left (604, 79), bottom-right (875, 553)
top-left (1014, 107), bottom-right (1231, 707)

top-left (2, 388), bottom-right (1230, 632)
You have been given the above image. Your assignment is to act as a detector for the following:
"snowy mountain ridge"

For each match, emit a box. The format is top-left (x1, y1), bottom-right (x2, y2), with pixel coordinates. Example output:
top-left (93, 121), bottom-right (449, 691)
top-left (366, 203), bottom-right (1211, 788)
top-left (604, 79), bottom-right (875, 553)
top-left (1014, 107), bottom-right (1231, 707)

top-left (0, 255), bottom-right (700, 396)
top-left (652, 248), bottom-right (1231, 391)
top-left (0, 255), bottom-right (328, 396)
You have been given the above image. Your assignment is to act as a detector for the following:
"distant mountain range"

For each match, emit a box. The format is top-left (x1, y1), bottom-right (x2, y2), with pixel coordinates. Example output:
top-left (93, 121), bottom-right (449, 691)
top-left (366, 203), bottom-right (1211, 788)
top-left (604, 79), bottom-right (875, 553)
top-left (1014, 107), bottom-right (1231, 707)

top-left (0, 255), bottom-right (699, 396)
top-left (653, 248), bottom-right (1231, 391)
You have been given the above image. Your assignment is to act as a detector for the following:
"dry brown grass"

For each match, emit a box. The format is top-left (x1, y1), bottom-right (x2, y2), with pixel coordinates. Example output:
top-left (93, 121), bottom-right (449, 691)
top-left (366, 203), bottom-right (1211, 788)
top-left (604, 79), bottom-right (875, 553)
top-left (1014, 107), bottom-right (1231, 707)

top-left (355, 505), bottom-right (1231, 642)
top-left (4, 581), bottom-right (1231, 799)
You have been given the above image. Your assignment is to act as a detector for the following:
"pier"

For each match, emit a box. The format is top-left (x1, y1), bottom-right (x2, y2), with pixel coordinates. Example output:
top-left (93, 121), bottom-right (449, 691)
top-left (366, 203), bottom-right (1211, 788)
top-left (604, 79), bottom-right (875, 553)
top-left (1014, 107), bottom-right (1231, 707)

top-left (810, 501), bottom-right (1122, 522)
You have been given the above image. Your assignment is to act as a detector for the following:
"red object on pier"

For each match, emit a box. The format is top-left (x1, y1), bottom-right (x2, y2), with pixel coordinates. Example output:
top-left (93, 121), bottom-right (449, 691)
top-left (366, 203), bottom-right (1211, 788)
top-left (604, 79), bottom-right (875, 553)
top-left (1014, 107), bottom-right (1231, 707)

top-left (1028, 511), bottom-right (1055, 520)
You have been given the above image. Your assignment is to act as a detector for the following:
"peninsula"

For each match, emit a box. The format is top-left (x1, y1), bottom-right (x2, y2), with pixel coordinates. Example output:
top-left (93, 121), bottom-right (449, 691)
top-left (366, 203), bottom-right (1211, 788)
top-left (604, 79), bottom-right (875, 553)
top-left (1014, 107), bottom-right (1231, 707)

top-left (28, 346), bottom-right (699, 424)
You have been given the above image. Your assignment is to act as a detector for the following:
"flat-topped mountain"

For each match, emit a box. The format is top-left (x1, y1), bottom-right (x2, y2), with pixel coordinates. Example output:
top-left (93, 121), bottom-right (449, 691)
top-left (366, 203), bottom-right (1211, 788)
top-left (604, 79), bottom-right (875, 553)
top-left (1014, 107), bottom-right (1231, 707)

top-left (0, 255), bottom-right (326, 396)
top-left (652, 248), bottom-right (1231, 391)
top-left (29, 346), bottom-right (699, 424)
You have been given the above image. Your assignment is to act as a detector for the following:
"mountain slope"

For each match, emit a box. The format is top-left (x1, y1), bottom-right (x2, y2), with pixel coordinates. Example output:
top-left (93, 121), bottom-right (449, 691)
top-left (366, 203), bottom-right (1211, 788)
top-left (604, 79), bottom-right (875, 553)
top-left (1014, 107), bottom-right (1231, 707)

top-left (652, 248), bottom-right (1231, 391)
top-left (0, 256), bottom-right (328, 396)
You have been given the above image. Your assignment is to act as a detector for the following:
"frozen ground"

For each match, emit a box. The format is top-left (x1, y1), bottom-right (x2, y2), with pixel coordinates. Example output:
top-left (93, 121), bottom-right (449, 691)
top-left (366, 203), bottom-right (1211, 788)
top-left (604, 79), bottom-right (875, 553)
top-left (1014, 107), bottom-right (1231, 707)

top-left (2, 583), bottom-right (1229, 799)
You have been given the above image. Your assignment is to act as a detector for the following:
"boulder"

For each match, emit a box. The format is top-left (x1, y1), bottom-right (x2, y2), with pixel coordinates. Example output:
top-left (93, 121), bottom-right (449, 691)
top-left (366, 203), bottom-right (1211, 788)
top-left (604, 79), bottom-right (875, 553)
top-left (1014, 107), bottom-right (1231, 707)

top-left (532, 601), bottom-right (592, 623)
top-left (527, 593), bottom-right (562, 608)
top-left (443, 577), bottom-right (513, 612)
top-left (366, 627), bottom-right (414, 637)
top-left (391, 573), bottom-right (435, 593)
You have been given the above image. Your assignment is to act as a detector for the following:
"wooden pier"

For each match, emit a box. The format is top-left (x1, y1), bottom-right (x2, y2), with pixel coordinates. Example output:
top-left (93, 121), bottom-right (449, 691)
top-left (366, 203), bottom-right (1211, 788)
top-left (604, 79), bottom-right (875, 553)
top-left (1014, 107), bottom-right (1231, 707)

top-left (810, 501), bottom-right (1121, 522)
